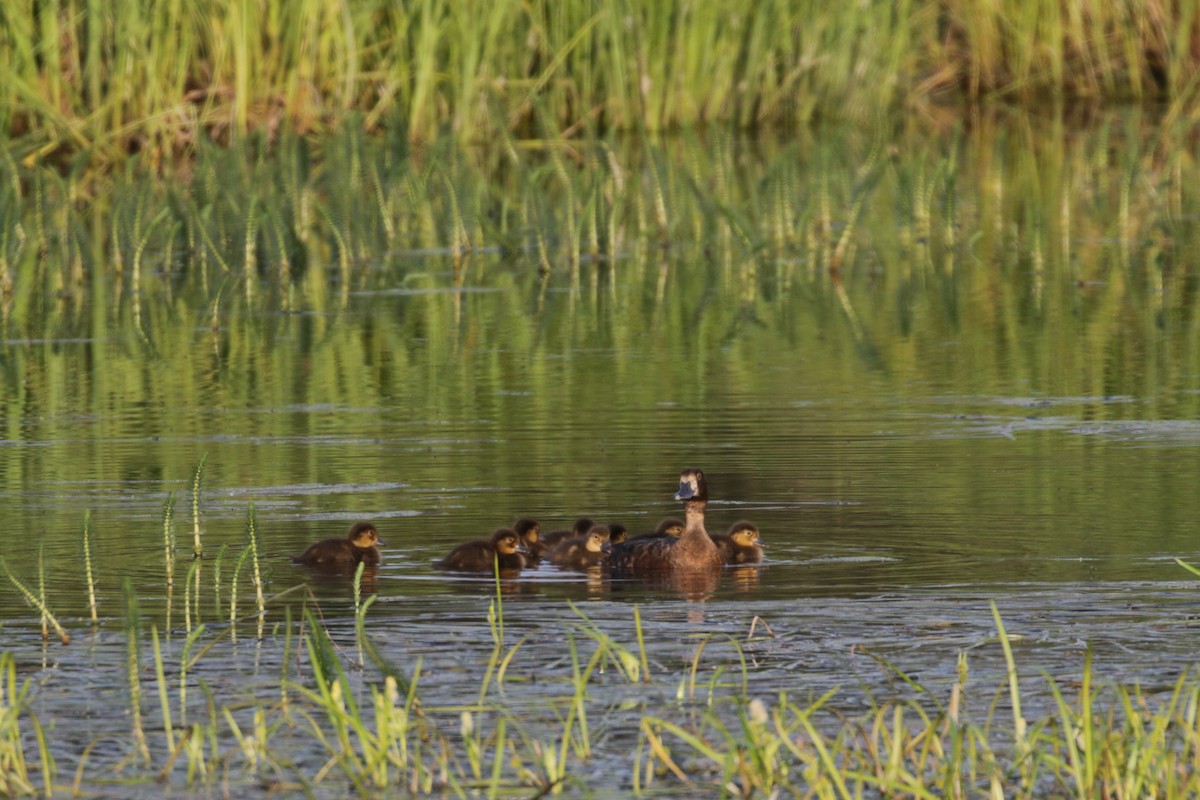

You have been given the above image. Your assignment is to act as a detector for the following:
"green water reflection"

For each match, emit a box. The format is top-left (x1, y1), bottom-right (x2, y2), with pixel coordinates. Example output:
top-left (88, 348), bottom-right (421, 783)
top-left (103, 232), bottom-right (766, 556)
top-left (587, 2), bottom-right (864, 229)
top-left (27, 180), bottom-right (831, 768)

top-left (2, 112), bottom-right (1200, 621)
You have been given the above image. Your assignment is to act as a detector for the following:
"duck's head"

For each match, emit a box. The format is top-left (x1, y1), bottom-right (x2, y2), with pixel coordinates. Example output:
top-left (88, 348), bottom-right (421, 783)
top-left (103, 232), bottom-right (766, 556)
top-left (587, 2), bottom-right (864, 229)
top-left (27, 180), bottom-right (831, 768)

top-left (585, 526), bottom-right (613, 554)
top-left (572, 517), bottom-right (595, 536)
top-left (727, 521), bottom-right (760, 547)
top-left (347, 521), bottom-right (384, 548)
top-left (674, 469), bottom-right (708, 502)
top-left (655, 517), bottom-right (685, 537)
top-left (607, 523), bottom-right (628, 545)
top-left (513, 517), bottom-right (540, 545)
top-left (491, 527), bottom-right (527, 555)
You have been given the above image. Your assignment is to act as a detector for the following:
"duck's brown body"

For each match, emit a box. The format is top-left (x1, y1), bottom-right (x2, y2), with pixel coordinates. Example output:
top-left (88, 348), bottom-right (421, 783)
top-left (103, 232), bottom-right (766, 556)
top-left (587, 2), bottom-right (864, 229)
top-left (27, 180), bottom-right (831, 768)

top-left (609, 470), bottom-right (722, 575)
top-left (547, 526), bottom-right (612, 570)
top-left (713, 520), bottom-right (763, 564)
top-left (293, 521), bottom-right (384, 568)
top-left (437, 527), bottom-right (527, 572)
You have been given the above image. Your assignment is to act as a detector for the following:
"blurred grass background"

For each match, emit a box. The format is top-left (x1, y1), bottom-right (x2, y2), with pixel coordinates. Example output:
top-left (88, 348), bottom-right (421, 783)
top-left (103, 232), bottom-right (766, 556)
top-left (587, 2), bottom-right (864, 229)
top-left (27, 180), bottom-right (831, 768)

top-left (3, 0), bottom-right (1199, 165)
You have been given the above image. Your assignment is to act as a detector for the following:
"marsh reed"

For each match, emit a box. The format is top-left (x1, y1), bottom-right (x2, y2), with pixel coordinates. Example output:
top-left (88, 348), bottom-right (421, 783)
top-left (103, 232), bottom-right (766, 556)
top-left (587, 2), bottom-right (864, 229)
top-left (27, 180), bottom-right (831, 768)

top-left (3, 0), bottom-right (1199, 165)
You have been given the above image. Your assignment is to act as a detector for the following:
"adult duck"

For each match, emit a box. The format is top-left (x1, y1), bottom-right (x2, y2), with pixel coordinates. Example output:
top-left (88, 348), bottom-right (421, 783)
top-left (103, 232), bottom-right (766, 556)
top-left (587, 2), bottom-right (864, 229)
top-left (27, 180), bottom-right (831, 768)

top-left (609, 469), bottom-right (722, 575)
top-left (293, 521), bottom-right (384, 568)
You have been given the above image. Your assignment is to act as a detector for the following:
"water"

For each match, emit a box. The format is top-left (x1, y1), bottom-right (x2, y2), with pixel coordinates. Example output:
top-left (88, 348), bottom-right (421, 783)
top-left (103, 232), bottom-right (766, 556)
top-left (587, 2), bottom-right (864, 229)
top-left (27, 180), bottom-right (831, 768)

top-left (3, 115), bottom-right (1200, 794)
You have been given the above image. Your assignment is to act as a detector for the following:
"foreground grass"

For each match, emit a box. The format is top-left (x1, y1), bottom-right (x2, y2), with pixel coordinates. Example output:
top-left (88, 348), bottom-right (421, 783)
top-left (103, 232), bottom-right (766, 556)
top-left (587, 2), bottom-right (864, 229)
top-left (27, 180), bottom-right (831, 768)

top-left (3, 596), bottom-right (1200, 798)
top-left (2, 0), bottom-right (1199, 163)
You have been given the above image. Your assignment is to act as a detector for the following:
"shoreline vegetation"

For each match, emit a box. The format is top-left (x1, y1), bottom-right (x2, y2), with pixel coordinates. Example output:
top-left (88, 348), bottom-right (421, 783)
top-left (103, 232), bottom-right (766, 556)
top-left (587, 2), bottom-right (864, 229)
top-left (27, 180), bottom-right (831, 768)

top-left (2, 1), bottom-right (1200, 166)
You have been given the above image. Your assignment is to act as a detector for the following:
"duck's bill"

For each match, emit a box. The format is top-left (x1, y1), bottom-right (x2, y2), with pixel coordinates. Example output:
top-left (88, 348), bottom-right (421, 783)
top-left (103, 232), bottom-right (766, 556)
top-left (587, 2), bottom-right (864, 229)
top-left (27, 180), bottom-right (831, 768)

top-left (674, 482), bottom-right (696, 500)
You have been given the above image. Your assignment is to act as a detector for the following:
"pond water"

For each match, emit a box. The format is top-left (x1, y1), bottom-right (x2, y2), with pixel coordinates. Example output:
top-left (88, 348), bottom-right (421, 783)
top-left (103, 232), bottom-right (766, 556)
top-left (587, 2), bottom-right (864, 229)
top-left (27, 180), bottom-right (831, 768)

top-left (2, 114), bottom-right (1200, 795)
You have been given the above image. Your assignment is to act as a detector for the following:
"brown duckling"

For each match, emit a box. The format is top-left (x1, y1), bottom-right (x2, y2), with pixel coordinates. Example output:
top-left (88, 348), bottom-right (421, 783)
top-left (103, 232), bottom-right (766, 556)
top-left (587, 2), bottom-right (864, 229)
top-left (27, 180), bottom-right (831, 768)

top-left (293, 521), bottom-right (384, 568)
top-left (541, 517), bottom-right (595, 548)
top-left (606, 523), bottom-right (628, 545)
top-left (609, 469), bottom-right (723, 575)
top-left (547, 525), bottom-right (612, 570)
top-left (437, 527), bottom-right (528, 572)
top-left (627, 516), bottom-right (685, 541)
top-left (713, 520), bottom-right (764, 564)
top-left (512, 517), bottom-right (543, 561)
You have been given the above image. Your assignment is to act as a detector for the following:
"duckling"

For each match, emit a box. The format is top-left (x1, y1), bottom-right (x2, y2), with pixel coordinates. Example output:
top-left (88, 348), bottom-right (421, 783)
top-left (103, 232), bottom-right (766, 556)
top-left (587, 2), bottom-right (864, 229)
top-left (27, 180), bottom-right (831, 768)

top-left (606, 523), bottom-right (628, 545)
top-left (512, 517), bottom-right (543, 561)
top-left (541, 517), bottom-right (595, 548)
top-left (713, 520), bottom-right (764, 564)
top-left (609, 469), bottom-right (723, 574)
top-left (547, 525), bottom-right (612, 570)
top-left (627, 517), bottom-right (685, 541)
top-left (293, 521), bottom-right (384, 568)
top-left (437, 527), bottom-right (528, 572)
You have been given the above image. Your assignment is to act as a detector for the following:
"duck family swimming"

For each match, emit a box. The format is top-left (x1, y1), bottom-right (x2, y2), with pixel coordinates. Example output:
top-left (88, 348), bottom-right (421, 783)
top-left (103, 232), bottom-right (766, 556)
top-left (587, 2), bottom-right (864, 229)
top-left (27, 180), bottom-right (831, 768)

top-left (293, 521), bottom-right (384, 568)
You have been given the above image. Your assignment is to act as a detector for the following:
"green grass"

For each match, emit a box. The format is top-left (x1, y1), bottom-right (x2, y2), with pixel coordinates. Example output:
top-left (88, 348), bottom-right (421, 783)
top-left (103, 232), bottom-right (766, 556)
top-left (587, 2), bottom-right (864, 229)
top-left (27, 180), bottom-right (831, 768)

top-left (2, 1), bottom-right (1199, 165)
top-left (3, 586), bottom-right (1200, 797)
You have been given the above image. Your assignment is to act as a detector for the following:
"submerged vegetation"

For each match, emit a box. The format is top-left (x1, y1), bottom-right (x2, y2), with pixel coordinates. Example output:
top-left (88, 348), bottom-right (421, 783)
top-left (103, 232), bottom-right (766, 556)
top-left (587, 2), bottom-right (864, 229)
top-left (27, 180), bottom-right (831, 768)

top-left (3, 0), bottom-right (1200, 163)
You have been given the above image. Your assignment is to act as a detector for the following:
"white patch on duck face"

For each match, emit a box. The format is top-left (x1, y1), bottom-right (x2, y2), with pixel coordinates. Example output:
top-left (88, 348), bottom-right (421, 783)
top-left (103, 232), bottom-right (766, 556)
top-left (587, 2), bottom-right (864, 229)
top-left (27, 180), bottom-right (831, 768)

top-left (675, 470), bottom-right (701, 499)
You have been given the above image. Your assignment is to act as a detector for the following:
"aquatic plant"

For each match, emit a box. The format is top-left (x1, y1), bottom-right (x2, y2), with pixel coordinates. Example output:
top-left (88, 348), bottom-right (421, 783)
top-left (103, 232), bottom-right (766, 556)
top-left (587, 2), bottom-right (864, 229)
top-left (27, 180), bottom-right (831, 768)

top-left (190, 454), bottom-right (207, 557)
top-left (80, 511), bottom-right (98, 623)
top-left (0, 558), bottom-right (69, 645)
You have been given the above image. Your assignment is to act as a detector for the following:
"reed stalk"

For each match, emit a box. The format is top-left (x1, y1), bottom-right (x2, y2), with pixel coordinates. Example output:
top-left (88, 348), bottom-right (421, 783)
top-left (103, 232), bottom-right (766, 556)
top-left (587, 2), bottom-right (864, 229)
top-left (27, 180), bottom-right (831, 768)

top-left (190, 454), bottom-right (207, 557)
top-left (162, 492), bottom-right (177, 587)
top-left (80, 511), bottom-right (98, 624)
top-left (211, 543), bottom-right (228, 618)
top-left (0, 558), bottom-right (69, 645)
top-left (0, 653), bottom-right (38, 795)
top-left (123, 579), bottom-right (150, 765)
top-left (151, 626), bottom-right (176, 752)
top-left (244, 502), bottom-right (265, 619)
top-left (228, 547), bottom-right (251, 640)
top-left (36, 545), bottom-right (46, 641)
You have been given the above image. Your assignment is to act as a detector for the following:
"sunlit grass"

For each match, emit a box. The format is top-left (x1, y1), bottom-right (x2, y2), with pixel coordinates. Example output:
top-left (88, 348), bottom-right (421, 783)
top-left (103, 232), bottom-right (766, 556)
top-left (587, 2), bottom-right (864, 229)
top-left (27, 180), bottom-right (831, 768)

top-left (4, 579), bottom-right (1200, 797)
top-left (3, 0), bottom-right (1199, 164)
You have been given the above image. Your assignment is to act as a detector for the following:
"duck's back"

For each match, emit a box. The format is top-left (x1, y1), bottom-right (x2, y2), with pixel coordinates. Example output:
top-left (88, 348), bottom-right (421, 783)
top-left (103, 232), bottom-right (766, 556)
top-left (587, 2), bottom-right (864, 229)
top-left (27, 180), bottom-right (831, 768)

top-left (437, 539), bottom-right (493, 571)
top-left (294, 538), bottom-right (358, 567)
top-left (608, 536), bottom-right (676, 574)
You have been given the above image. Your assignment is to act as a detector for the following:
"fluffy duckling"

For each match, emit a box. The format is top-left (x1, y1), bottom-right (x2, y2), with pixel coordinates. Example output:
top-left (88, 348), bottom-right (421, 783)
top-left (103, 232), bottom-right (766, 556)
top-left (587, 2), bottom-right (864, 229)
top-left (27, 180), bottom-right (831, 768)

top-left (547, 525), bottom-right (612, 570)
top-left (512, 517), bottom-right (543, 561)
top-left (437, 527), bottom-right (528, 572)
top-left (628, 517), bottom-right (685, 541)
top-left (609, 469), bottom-right (723, 574)
top-left (293, 521), bottom-right (384, 568)
top-left (541, 517), bottom-right (595, 548)
top-left (713, 520), bottom-right (764, 564)
top-left (606, 523), bottom-right (628, 545)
